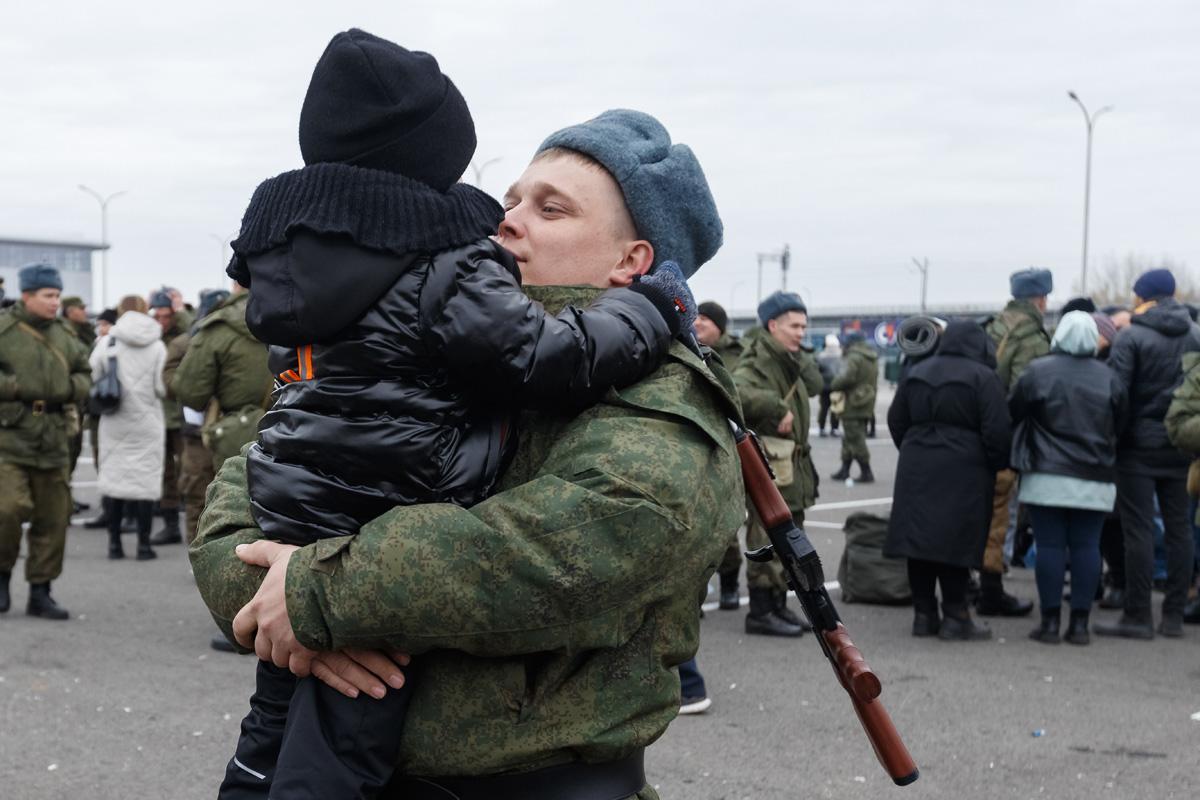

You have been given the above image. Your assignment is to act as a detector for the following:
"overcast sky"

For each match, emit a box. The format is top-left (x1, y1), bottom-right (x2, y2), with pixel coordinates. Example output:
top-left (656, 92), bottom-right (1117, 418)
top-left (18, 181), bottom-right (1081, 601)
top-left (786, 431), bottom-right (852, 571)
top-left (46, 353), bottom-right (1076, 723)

top-left (3, 1), bottom-right (1197, 314)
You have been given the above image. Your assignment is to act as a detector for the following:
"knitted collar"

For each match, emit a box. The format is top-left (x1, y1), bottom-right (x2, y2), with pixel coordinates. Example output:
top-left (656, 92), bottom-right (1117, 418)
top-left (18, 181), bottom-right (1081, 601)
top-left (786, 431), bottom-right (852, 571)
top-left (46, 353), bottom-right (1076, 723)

top-left (227, 163), bottom-right (503, 279)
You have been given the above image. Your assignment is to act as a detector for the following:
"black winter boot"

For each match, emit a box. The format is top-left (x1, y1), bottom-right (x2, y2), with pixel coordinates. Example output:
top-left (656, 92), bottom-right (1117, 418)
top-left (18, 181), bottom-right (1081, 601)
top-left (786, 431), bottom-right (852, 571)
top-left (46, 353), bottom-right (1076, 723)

top-left (83, 497), bottom-right (112, 529)
top-left (976, 571), bottom-right (1033, 617)
top-left (911, 596), bottom-right (940, 637)
top-left (745, 588), bottom-right (805, 637)
top-left (718, 571), bottom-right (741, 610)
top-left (831, 460), bottom-right (852, 481)
top-left (107, 506), bottom-right (125, 559)
top-left (1029, 608), bottom-right (1061, 644)
top-left (0, 571), bottom-right (9, 613)
top-left (1093, 613), bottom-right (1154, 640)
top-left (150, 507), bottom-right (182, 545)
top-left (938, 603), bottom-right (991, 641)
top-left (856, 460), bottom-right (875, 484)
top-left (772, 588), bottom-right (813, 631)
top-left (1064, 609), bottom-right (1090, 645)
top-left (136, 503), bottom-right (157, 560)
top-left (27, 583), bottom-right (69, 620)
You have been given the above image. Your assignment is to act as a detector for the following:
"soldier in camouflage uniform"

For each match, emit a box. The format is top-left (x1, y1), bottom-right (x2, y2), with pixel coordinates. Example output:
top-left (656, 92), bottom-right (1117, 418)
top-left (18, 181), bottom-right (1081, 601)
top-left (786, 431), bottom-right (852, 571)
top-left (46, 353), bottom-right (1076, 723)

top-left (148, 290), bottom-right (187, 544)
top-left (192, 111), bottom-right (740, 799)
top-left (172, 285), bottom-right (271, 540)
top-left (0, 265), bottom-right (91, 619)
top-left (830, 332), bottom-right (879, 484)
top-left (60, 296), bottom-right (95, 505)
top-left (694, 300), bottom-right (746, 610)
top-left (979, 268), bottom-right (1052, 617)
top-left (733, 291), bottom-right (823, 637)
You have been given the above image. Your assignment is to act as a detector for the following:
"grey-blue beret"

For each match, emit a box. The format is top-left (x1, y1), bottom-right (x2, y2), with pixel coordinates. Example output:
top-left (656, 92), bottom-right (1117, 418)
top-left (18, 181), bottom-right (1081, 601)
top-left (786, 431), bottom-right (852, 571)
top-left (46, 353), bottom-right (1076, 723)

top-left (536, 109), bottom-right (723, 277)
top-left (757, 290), bottom-right (807, 327)
top-left (18, 263), bottom-right (62, 293)
top-left (1010, 268), bottom-right (1053, 299)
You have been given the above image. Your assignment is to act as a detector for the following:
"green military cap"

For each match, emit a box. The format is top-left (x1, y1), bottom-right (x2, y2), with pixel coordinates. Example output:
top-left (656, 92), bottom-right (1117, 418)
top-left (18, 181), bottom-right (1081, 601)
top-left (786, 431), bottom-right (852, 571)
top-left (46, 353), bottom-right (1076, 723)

top-left (60, 296), bottom-right (85, 310)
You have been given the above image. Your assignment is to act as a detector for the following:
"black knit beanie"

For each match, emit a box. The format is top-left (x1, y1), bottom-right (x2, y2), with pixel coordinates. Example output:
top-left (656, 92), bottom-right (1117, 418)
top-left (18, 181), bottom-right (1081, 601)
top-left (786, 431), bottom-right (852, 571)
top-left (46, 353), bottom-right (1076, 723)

top-left (697, 301), bottom-right (728, 334)
top-left (299, 29), bottom-right (476, 192)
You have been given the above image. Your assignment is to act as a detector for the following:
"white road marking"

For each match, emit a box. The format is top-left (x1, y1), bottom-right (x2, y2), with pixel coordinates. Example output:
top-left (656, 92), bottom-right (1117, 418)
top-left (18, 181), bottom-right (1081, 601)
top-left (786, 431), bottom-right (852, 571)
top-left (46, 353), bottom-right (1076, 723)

top-left (802, 520), bottom-right (844, 529)
top-left (701, 581), bottom-right (841, 613)
top-left (70, 481), bottom-right (98, 488)
top-left (808, 497), bottom-right (892, 512)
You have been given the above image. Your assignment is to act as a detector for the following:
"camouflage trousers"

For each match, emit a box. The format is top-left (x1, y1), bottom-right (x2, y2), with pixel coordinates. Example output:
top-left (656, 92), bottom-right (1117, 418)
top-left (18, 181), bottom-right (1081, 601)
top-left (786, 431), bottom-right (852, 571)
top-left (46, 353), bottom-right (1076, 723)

top-left (179, 435), bottom-right (215, 544)
top-left (745, 504), bottom-right (805, 591)
top-left (162, 428), bottom-right (183, 510)
top-left (0, 462), bottom-right (70, 583)
top-left (983, 469), bottom-right (1018, 574)
top-left (717, 530), bottom-right (742, 580)
top-left (840, 418), bottom-right (870, 464)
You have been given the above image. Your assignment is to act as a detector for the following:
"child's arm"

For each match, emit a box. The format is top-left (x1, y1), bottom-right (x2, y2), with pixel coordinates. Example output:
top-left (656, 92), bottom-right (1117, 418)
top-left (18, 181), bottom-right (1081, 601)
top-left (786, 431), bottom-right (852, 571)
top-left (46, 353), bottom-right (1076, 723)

top-left (419, 241), bottom-right (690, 408)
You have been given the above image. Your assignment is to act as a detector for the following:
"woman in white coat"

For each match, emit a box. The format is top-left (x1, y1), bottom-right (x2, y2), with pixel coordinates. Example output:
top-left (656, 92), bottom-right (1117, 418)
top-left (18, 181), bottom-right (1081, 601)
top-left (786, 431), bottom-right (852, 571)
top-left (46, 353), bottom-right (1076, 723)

top-left (90, 296), bottom-right (166, 560)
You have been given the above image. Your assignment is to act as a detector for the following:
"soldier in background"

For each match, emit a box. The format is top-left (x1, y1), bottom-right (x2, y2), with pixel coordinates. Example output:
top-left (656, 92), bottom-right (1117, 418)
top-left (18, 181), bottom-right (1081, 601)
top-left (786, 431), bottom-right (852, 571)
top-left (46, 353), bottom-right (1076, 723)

top-left (174, 282), bottom-right (271, 652)
top-left (148, 290), bottom-right (187, 545)
top-left (830, 331), bottom-right (879, 484)
top-left (979, 268), bottom-right (1052, 617)
top-left (60, 296), bottom-right (96, 511)
top-left (0, 264), bottom-right (91, 619)
top-left (693, 300), bottom-right (745, 610)
top-left (734, 291), bottom-right (823, 636)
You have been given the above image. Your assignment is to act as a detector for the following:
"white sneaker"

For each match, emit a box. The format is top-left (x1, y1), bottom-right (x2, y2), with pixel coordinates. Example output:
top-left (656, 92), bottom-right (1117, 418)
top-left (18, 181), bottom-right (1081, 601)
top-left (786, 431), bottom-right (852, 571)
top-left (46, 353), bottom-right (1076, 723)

top-left (679, 695), bottom-right (712, 715)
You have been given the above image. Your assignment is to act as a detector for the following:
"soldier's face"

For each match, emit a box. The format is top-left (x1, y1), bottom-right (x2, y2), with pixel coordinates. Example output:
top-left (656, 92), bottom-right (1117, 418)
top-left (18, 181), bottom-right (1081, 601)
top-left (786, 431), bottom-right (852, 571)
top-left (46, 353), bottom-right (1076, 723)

top-left (693, 314), bottom-right (722, 347)
top-left (151, 307), bottom-right (174, 333)
top-left (498, 154), bottom-right (652, 288)
top-left (22, 288), bottom-right (61, 321)
top-left (65, 305), bottom-right (88, 323)
top-left (768, 311), bottom-right (808, 352)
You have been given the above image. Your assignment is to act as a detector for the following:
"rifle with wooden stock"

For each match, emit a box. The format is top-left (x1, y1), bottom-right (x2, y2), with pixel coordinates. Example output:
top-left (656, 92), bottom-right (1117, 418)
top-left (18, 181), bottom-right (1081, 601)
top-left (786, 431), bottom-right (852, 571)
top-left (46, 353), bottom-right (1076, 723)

top-left (733, 421), bottom-right (919, 787)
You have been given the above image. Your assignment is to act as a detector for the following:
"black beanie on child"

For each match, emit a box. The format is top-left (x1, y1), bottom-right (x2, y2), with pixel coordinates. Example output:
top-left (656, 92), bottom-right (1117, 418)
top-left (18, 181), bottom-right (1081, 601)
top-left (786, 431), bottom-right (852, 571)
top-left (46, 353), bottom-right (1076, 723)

top-left (299, 29), bottom-right (476, 192)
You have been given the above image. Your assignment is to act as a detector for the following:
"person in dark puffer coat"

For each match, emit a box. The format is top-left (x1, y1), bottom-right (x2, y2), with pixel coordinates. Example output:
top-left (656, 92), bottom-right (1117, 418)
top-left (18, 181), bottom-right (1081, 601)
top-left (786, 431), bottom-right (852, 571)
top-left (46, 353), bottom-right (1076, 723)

top-left (216, 31), bottom-right (692, 800)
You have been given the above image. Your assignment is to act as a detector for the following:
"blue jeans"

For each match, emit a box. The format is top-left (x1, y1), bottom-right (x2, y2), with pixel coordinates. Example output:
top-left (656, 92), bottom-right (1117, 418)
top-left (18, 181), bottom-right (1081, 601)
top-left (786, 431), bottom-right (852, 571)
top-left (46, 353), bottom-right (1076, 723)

top-left (679, 658), bottom-right (707, 700)
top-left (1028, 505), bottom-right (1105, 613)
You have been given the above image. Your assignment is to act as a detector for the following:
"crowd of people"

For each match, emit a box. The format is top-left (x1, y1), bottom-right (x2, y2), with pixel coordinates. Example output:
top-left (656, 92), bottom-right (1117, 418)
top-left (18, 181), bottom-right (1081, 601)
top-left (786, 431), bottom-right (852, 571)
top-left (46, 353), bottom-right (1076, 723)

top-left (1, 25), bottom-right (1196, 800)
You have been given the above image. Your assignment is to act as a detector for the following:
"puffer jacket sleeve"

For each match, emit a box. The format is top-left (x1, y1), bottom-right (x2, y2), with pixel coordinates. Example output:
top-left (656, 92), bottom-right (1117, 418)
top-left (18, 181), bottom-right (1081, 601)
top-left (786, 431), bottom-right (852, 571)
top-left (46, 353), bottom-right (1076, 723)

top-left (418, 243), bottom-right (672, 408)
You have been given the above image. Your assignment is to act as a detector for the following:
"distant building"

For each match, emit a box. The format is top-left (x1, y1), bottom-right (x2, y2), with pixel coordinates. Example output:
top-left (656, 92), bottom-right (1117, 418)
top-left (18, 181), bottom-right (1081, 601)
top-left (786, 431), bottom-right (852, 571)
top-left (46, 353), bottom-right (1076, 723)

top-left (0, 237), bottom-right (107, 308)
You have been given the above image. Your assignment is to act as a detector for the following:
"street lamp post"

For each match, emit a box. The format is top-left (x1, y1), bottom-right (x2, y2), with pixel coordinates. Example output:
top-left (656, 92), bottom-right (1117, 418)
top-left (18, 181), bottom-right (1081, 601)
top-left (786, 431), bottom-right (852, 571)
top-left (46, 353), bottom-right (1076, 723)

top-left (78, 185), bottom-right (127, 307)
top-left (210, 232), bottom-right (236, 286)
top-left (1067, 91), bottom-right (1113, 296)
top-left (470, 157), bottom-right (502, 191)
top-left (911, 257), bottom-right (929, 313)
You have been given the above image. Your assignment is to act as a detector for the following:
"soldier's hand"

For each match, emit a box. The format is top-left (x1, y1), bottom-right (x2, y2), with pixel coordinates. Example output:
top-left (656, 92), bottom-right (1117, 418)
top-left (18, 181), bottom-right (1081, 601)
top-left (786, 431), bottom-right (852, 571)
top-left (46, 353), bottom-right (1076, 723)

top-left (232, 540), bottom-right (308, 671)
top-left (777, 411), bottom-right (794, 435)
top-left (310, 649), bottom-right (412, 700)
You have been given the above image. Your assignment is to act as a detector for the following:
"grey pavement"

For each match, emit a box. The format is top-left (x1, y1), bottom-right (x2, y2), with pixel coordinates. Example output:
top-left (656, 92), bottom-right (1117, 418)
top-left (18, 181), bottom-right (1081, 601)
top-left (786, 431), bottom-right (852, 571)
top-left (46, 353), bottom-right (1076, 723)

top-left (2, 423), bottom-right (1199, 799)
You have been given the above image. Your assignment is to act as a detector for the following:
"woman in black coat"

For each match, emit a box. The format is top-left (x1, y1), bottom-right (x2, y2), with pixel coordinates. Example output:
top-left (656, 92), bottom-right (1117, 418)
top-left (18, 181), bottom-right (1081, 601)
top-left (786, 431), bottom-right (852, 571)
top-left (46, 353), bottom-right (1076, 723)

top-left (884, 321), bottom-right (1012, 640)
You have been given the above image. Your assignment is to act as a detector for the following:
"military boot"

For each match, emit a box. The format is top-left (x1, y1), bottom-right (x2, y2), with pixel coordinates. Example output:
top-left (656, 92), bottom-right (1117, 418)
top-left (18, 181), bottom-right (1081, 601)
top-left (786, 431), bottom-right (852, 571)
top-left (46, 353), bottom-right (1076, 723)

top-left (0, 572), bottom-right (10, 613)
top-left (718, 572), bottom-right (741, 610)
top-left (975, 571), bottom-right (1033, 617)
top-left (27, 583), bottom-right (69, 620)
top-left (771, 588), bottom-right (813, 631)
top-left (856, 460), bottom-right (875, 484)
top-left (745, 588), bottom-right (804, 637)
top-left (150, 507), bottom-right (182, 545)
top-left (831, 460), bottom-right (852, 481)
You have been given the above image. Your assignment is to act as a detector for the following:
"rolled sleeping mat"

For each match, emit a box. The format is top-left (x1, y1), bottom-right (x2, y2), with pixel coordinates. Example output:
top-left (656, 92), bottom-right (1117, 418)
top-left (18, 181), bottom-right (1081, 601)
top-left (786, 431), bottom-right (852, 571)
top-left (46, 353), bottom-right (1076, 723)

top-left (896, 315), bottom-right (947, 360)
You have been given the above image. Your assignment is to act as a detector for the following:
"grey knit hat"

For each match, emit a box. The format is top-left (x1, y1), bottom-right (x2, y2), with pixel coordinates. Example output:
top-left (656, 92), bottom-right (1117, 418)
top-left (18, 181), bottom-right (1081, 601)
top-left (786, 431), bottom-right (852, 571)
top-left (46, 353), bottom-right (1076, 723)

top-left (757, 291), bottom-right (807, 327)
top-left (536, 109), bottom-right (722, 277)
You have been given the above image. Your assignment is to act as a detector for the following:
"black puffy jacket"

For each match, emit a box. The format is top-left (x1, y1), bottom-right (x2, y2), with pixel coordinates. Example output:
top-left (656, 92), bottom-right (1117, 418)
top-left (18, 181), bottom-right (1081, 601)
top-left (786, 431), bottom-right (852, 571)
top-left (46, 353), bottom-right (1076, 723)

top-left (239, 231), bottom-right (673, 543)
top-left (1108, 299), bottom-right (1200, 474)
top-left (1009, 353), bottom-right (1128, 483)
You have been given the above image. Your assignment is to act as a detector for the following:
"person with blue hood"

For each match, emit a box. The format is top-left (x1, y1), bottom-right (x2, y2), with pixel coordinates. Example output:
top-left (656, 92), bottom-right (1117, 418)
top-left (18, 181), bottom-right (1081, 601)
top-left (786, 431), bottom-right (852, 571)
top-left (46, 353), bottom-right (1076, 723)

top-left (884, 321), bottom-right (1011, 640)
top-left (1009, 311), bottom-right (1128, 644)
top-left (1097, 268), bottom-right (1200, 640)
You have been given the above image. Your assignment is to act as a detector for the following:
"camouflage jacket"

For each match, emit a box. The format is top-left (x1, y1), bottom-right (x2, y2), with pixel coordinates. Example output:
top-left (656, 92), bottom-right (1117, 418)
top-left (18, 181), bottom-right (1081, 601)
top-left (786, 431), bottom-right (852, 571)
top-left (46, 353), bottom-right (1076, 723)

top-left (985, 300), bottom-right (1050, 391)
top-left (190, 285), bottom-right (745, 785)
top-left (173, 293), bottom-right (271, 415)
top-left (710, 332), bottom-right (743, 373)
top-left (160, 314), bottom-right (188, 430)
top-left (829, 341), bottom-right (879, 419)
top-left (732, 326), bottom-right (823, 511)
top-left (1166, 351), bottom-right (1200, 455)
top-left (0, 302), bottom-right (92, 469)
top-left (67, 318), bottom-right (96, 349)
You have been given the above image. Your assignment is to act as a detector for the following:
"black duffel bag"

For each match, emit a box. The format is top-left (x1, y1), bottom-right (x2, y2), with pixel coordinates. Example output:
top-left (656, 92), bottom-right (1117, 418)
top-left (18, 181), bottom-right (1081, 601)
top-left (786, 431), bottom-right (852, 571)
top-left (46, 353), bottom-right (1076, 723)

top-left (87, 337), bottom-right (121, 416)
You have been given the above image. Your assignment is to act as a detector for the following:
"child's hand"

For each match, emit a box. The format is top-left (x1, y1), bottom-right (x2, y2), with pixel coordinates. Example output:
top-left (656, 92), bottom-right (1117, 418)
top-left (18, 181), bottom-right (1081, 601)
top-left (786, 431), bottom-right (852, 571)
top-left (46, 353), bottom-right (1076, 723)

top-left (631, 260), bottom-right (698, 336)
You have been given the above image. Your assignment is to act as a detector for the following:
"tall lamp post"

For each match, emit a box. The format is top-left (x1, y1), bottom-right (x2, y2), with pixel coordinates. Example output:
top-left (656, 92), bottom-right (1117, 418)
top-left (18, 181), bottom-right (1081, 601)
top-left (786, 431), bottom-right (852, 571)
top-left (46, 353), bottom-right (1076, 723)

top-left (78, 185), bottom-right (127, 307)
top-left (911, 257), bottom-right (929, 313)
top-left (210, 232), bottom-right (236, 286)
top-left (470, 157), bottom-right (502, 191)
top-left (1067, 92), bottom-right (1113, 296)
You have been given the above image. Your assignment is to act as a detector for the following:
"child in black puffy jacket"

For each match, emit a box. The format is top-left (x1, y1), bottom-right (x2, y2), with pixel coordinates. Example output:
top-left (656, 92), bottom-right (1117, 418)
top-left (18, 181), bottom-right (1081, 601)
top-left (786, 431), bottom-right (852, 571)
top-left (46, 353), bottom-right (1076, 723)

top-left (216, 30), bottom-right (693, 800)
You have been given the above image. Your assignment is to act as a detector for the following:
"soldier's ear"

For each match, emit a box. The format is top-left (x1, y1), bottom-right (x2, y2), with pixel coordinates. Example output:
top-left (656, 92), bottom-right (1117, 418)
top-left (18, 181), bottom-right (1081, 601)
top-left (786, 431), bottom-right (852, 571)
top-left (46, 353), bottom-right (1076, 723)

top-left (607, 241), bottom-right (654, 287)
